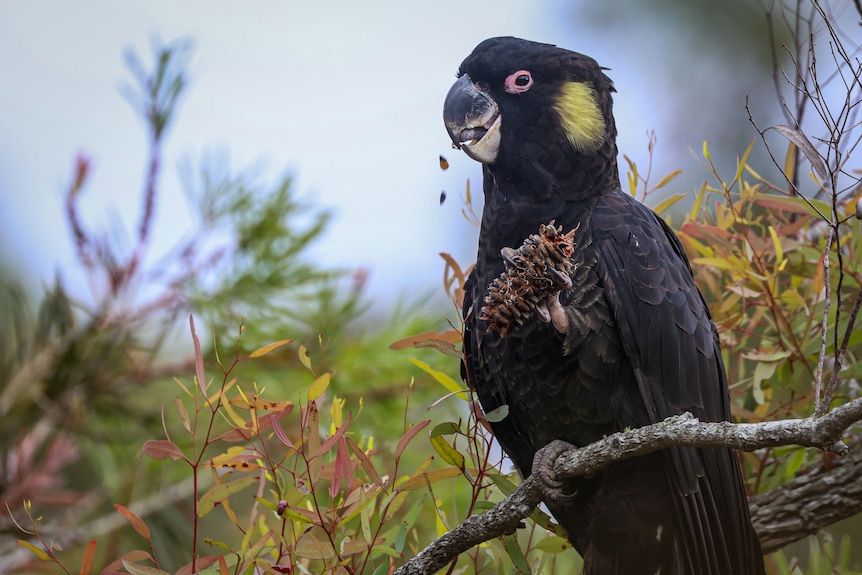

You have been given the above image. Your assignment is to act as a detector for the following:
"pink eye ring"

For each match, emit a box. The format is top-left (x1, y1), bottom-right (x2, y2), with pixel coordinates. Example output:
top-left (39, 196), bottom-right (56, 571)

top-left (504, 70), bottom-right (533, 94)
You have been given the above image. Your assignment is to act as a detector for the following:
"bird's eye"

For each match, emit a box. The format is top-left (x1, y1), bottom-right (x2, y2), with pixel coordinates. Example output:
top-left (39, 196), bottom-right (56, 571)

top-left (504, 70), bottom-right (533, 94)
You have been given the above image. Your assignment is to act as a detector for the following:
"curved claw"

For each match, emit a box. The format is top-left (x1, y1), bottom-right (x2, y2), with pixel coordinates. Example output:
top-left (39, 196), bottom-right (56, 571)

top-left (501, 247), bottom-right (520, 269)
top-left (532, 439), bottom-right (578, 503)
top-left (536, 302), bottom-right (551, 323)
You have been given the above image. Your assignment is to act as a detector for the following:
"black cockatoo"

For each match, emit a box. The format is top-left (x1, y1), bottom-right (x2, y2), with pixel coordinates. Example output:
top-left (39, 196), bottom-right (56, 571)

top-left (443, 37), bottom-right (764, 575)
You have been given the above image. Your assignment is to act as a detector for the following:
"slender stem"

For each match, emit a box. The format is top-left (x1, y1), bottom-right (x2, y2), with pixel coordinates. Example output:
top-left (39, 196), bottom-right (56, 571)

top-left (814, 225), bottom-right (834, 415)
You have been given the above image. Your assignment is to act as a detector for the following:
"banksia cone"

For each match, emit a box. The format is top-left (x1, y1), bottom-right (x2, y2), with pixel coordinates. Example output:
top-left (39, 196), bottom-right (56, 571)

top-left (481, 221), bottom-right (577, 336)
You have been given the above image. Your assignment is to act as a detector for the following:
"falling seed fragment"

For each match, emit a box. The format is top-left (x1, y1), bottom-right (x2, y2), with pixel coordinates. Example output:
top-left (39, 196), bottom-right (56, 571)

top-left (439, 155), bottom-right (449, 170)
top-left (440, 191), bottom-right (447, 205)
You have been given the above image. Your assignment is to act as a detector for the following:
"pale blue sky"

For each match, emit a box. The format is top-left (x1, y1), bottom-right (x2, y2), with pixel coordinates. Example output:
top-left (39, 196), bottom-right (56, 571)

top-left (0, 1), bottom-right (738, 314)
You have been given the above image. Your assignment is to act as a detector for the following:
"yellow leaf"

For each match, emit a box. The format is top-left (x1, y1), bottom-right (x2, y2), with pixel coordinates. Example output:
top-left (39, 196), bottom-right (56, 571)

top-left (652, 192), bottom-right (687, 216)
top-left (298, 345), bottom-right (312, 371)
top-left (692, 257), bottom-right (735, 271)
top-left (229, 392), bottom-right (293, 413)
top-left (16, 540), bottom-right (51, 561)
top-left (435, 498), bottom-right (449, 536)
top-left (768, 226), bottom-right (783, 262)
top-left (209, 446), bottom-right (260, 470)
top-left (690, 181), bottom-right (708, 219)
top-left (220, 397), bottom-right (247, 429)
top-left (535, 535), bottom-right (571, 554)
top-left (248, 338), bottom-right (293, 359)
top-left (307, 403), bottom-right (321, 480)
top-left (431, 435), bottom-right (465, 469)
top-left (409, 357), bottom-right (465, 398)
top-left (308, 373), bottom-right (331, 401)
top-left (735, 138), bottom-right (756, 183)
top-left (780, 288), bottom-right (808, 311)
top-left (784, 141), bottom-right (797, 184)
top-left (653, 169), bottom-right (683, 191)
top-left (330, 396), bottom-right (344, 434)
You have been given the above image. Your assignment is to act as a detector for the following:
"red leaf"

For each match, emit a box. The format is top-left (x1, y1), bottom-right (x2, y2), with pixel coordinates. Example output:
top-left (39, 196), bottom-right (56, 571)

top-left (313, 413), bottom-right (352, 459)
top-left (141, 439), bottom-right (187, 462)
top-left (114, 504), bottom-right (151, 541)
top-left (345, 436), bottom-right (385, 488)
top-left (395, 420), bottom-right (430, 460)
top-left (175, 555), bottom-right (220, 575)
top-left (79, 540), bottom-right (96, 575)
top-left (330, 436), bottom-right (354, 498)
top-left (272, 413), bottom-right (297, 450)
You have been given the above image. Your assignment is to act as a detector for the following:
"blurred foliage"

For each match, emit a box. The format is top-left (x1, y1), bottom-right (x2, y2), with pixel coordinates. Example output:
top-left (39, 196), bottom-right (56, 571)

top-left (0, 36), bottom-right (458, 574)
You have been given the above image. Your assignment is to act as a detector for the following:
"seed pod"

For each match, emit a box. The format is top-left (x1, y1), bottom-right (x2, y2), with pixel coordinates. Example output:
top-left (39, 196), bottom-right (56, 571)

top-left (481, 221), bottom-right (578, 336)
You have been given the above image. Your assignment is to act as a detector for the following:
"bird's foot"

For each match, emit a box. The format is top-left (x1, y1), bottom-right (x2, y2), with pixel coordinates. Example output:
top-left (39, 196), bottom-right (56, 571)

top-left (532, 440), bottom-right (577, 503)
top-left (536, 292), bottom-right (569, 335)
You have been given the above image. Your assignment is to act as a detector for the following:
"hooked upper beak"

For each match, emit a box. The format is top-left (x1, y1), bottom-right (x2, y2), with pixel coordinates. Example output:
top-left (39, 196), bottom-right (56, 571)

top-left (443, 74), bottom-right (501, 164)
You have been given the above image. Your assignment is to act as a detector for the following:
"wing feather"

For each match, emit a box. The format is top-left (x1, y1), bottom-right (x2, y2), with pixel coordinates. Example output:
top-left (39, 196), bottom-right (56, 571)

top-left (590, 192), bottom-right (762, 574)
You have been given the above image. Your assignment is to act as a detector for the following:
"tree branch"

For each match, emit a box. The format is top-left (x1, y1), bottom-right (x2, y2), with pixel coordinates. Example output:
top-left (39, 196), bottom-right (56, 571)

top-left (395, 399), bottom-right (862, 575)
top-left (750, 434), bottom-right (862, 552)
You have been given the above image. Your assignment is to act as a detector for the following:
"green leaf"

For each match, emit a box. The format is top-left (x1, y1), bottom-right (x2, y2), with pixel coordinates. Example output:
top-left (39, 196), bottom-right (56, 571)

top-left (395, 522), bottom-right (408, 553)
top-left (430, 421), bottom-right (461, 437)
top-left (485, 404), bottom-right (509, 423)
top-left (121, 560), bottom-right (170, 575)
top-left (744, 350), bottom-right (792, 362)
top-left (198, 476), bottom-right (259, 517)
top-left (752, 378), bottom-right (766, 405)
top-left (501, 533), bottom-right (532, 574)
top-left (534, 535), bottom-right (571, 554)
top-left (488, 473), bottom-right (518, 496)
top-left (430, 435), bottom-right (465, 469)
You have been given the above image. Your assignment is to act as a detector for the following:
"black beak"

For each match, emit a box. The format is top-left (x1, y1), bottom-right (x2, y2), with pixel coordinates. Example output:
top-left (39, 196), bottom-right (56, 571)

top-left (443, 74), bottom-right (501, 163)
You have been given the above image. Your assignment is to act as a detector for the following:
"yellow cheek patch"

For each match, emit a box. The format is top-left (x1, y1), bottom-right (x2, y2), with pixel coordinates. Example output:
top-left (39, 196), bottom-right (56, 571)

top-left (553, 81), bottom-right (606, 155)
